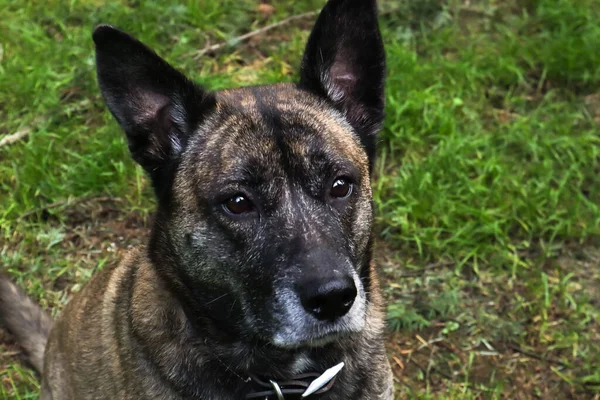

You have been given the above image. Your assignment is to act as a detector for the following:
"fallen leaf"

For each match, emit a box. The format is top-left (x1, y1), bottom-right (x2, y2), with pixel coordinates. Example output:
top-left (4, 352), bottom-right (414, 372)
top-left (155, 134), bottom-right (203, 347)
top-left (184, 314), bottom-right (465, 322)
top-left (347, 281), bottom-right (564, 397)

top-left (258, 3), bottom-right (276, 18)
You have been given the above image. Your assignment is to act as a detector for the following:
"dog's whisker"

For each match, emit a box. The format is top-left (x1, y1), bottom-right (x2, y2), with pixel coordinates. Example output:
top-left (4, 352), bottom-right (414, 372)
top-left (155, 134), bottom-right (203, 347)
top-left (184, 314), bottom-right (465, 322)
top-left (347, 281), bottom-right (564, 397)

top-left (205, 292), bottom-right (229, 305)
top-left (228, 299), bottom-right (237, 313)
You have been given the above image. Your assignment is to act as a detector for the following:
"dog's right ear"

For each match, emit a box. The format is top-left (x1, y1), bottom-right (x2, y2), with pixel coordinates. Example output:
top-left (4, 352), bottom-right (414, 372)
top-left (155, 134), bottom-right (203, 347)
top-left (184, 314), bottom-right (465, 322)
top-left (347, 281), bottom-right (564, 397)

top-left (93, 25), bottom-right (215, 184)
top-left (299, 0), bottom-right (385, 168)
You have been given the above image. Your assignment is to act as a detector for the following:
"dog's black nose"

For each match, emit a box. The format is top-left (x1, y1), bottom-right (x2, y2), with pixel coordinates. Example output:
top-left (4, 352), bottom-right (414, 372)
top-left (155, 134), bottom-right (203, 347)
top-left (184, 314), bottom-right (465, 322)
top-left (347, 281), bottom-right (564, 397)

top-left (298, 277), bottom-right (357, 321)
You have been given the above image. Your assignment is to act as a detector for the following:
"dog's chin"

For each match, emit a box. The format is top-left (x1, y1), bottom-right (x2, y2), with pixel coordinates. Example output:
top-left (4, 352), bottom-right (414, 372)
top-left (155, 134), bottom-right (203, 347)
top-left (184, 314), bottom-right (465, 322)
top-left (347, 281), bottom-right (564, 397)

top-left (270, 309), bottom-right (367, 349)
top-left (271, 326), bottom-right (362, 349)
top-left (299, 329), bottom-right (359, 348)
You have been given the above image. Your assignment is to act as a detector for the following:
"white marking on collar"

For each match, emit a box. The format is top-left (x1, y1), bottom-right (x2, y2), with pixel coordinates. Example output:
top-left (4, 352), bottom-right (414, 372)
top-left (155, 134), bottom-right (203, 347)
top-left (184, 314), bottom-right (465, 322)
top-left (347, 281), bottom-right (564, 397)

top-left (301, 362), bottom-right (345, 397)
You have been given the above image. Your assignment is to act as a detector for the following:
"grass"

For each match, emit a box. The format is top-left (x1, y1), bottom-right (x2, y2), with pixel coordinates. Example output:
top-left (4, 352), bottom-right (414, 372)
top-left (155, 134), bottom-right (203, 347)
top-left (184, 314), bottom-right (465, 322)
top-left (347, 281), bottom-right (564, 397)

top-left (1, 0), bottom-right (599, 398)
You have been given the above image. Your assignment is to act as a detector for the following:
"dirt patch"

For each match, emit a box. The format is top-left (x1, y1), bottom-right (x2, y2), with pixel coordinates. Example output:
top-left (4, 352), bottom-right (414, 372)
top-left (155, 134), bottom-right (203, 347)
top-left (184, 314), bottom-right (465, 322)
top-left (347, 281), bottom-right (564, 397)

top-left (378, 240), bottom-right (600, 399)
top-left (0, 197), bottom-right (151, 366)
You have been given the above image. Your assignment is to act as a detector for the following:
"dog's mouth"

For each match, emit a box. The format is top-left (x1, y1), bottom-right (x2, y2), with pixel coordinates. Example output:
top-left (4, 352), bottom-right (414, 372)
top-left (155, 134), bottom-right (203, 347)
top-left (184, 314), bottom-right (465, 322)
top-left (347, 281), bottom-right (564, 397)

top-left (271, 318), bottom-right (365, 349)
top-left (296, 329), bottom-right (356, 348)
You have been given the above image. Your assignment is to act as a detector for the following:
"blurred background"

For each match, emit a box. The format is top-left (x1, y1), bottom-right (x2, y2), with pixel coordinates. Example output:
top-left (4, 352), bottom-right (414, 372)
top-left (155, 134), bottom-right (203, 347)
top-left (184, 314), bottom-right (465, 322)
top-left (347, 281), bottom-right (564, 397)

top-left (0, 0), bottom-right (599, 398)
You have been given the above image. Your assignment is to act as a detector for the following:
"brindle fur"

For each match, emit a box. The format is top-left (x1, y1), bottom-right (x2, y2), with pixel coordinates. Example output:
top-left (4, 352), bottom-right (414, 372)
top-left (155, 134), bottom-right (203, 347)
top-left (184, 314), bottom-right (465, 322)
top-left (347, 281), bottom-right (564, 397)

top-left (1, 0), bottom-right (394, 398)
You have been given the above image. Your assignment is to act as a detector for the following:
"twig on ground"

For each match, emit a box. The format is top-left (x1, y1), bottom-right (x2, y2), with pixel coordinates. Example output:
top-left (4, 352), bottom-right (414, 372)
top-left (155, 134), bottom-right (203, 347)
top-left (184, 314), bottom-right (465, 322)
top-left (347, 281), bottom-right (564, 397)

top-left (506, 343), bottom-right (568, 367)
top-left (0, 127), bottom-right (32, 148)
top-left (456, 5), bottom-right (496, 18)
top-left (392, 355), bottom-right (405, 370)
top-left (19, 196), bottom-right (121, 220)
top-left (396, 260), bottom-right (454, 278)
top-left (403, 338), bottom-right (457, 383)
top-left (0, 117), bottom-right (48, 149)
top-left (416, 336), bottom-right (445, 351)
top-left (436, 339), bottom-right (468, 364)
top-left (409, 357), bottom-right (454, 381)
top-left (193, 11), bottom-right (318, 59)
top-left (193, 6), bottom-right (400, 59)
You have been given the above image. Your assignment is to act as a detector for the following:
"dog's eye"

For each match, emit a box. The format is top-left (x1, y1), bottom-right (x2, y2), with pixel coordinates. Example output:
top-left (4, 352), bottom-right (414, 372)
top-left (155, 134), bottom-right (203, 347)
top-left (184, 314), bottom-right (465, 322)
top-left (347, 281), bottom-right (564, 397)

top-left (223, 194), bottom-right (254, 214)
top-left (330, 178), bottom-right (353, 199)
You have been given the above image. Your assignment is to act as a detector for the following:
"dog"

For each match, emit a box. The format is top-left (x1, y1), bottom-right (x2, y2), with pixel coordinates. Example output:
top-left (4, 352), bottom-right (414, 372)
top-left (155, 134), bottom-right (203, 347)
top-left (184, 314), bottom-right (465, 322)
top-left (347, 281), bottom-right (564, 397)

top-left (0, 0), bottom-right (393, 398)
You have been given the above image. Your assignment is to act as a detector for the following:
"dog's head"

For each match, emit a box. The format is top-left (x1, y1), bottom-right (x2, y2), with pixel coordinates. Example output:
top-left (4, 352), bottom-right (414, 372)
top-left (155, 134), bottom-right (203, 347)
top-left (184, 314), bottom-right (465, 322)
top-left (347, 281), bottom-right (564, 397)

top-left (93, 0), bottom-right (385, 348)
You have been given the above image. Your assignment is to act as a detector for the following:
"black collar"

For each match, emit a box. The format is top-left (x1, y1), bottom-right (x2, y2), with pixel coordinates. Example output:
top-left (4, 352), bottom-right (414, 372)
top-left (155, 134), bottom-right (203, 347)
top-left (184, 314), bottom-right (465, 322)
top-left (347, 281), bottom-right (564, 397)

top-left (245, 372), bottom-right (338, 399)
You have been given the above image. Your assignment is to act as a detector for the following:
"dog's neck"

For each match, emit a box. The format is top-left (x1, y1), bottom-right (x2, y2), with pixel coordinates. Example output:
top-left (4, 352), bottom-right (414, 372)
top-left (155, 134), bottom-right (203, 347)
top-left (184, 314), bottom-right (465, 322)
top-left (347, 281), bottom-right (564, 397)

top-left (244, 365), bottom-right (344, 399)
top-left (209, 355), bottom-right (344, 400)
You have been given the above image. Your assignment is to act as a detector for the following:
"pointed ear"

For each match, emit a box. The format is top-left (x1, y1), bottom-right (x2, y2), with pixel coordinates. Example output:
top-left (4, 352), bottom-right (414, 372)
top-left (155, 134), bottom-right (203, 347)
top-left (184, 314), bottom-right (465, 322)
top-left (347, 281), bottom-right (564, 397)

top-left (93, 25), bottom-right (215, 182)
top-left (299, 0), bottom-right (386, 165)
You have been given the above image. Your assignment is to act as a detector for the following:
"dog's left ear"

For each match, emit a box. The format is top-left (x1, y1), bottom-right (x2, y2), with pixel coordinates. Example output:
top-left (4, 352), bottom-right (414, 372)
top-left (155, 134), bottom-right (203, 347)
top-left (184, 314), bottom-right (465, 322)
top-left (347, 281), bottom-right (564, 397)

top-left (299, 0), bottom-right (386, 165)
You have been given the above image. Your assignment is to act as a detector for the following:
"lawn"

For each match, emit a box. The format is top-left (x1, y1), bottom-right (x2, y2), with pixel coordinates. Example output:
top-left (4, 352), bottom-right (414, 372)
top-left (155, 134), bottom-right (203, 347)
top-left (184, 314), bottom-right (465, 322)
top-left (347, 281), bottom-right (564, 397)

top-left (1, 0), bottom-right (599, 399)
